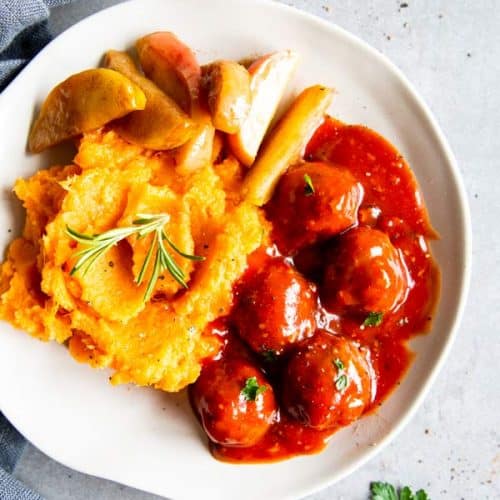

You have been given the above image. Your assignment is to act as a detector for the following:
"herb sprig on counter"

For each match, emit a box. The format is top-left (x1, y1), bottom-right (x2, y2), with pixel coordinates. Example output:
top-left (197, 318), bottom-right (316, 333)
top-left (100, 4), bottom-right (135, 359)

top-left (370, 482), bottom-right (429, 500)
top-left (66, 213), bottom-right (204, 302)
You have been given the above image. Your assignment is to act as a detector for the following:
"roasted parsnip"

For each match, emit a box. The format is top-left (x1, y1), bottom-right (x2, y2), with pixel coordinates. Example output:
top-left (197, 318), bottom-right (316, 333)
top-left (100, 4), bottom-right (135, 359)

top-left (242, 85), bottom-right (333, 206)
top-left (228, 50), bottom-right (299, 166)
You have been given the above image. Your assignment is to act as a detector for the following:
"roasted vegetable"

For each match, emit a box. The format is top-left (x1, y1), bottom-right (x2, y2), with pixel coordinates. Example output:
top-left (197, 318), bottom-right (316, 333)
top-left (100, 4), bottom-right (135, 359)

top-left (28, 68), bottom-right (146, 153)
top-left (136, 31), bottom-right (201, 113)
top-left (136, 34), bottom-right (215, 171)
top-left (103, 50), bottom-right (195, 150)
top-left (202, 60), bottom-right (251, 134)
top-left (243, 85), bottom-right (333, 206)
top-left (228, 50), bottom-right (299, 166)
top-left (174, 107), bottom-right (215, 173)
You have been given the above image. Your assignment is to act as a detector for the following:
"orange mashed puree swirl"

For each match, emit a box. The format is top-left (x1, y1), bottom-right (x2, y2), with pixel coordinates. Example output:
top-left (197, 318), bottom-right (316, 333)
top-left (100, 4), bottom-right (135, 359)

top-left (0, 129), bottom-right (267, 391)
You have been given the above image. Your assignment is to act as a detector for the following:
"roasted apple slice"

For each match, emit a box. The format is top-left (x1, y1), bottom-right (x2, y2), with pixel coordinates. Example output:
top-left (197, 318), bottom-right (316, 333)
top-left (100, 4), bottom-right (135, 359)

top-left (28, 68), bottom-right (146, 153)
top-left (243, 85), bottom-right (333, 206)
top-left (103, 50), bottom-right (195, 150)
top-left (228, 50), bottom-right (299, 166)
top-left (202, 60), bottom-right (251, 134)
top-left (174, 106), bottom-right (215, 173)
top-left (136, 32), bottom-right (201, 113)
top-left (136, 33), bottom-right (215, 172)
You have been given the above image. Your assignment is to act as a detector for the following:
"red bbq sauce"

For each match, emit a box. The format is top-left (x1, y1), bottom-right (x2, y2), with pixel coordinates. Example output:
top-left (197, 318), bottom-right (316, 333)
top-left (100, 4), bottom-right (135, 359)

top-left (189, 117), bottom-right (439, 463)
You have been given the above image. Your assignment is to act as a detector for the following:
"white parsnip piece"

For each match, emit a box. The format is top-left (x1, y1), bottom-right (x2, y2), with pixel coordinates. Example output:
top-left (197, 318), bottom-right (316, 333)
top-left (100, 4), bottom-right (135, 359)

top-left (242, 85), bottom-right (333, 206)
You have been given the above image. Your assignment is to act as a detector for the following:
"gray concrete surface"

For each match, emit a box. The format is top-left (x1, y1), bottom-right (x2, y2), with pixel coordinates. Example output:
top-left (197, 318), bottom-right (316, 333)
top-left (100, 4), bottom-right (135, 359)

top-left (11, 0), bottom-right (500, 498)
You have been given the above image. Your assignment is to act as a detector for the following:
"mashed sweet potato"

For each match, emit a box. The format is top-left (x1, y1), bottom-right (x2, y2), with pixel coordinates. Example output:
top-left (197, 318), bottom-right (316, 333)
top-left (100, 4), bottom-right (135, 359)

top-left (0, 129), bottom-right (268, 391)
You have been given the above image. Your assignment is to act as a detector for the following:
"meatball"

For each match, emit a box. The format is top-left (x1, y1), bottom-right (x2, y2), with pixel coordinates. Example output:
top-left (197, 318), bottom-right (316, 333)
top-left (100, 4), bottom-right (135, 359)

top-left (268, 162), bottom-right (363, 253)
top-left (190, 357), bottom-right (277, 447)
top-left (322, 227), bottom-right (409, 314)
top-left (233, 259), bottom-right (317, 357)
top-left (283, 331), bottom-right (373, 430)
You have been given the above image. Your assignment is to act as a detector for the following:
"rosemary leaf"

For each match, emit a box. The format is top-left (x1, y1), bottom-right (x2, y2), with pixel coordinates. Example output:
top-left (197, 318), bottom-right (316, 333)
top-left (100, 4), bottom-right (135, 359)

top-left (162, 231), bottom-right (205, 261)
top-left (66, 213), bottom-right (204, 302)
top-left (135, 235), bottom-right (156, 285)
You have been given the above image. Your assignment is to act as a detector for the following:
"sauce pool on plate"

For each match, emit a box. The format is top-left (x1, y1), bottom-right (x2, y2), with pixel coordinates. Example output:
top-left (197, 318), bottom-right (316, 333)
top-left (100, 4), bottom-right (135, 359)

top-left (190, 117), bottom-right (439, 463)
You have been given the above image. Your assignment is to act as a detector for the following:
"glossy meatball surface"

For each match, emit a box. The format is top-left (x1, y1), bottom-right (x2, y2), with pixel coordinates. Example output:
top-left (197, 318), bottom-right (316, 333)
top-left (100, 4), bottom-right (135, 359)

top-left (268, 162), bottom-right (363, 253)
top-left (191, 357), bottom-right (277, 447)
top-left (283, 331), bottom-right (373, 430)
top-left (233, 259), bottom-right (317, 357)
top-left (323, 226), bottom-right (409, 314)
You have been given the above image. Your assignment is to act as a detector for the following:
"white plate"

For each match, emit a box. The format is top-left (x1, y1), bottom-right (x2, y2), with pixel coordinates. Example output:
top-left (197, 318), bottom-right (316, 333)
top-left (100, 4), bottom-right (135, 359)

top-left (0, 0), bottom-right (471, 499)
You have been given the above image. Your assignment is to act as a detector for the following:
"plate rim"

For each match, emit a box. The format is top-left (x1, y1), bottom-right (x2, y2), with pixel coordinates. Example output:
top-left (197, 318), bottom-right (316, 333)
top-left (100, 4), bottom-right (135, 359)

top-left (0, 0), bottom-right (472, 498)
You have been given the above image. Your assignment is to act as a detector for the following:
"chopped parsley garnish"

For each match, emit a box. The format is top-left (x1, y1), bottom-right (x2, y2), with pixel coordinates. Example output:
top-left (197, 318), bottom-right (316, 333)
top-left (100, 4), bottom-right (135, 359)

top-left (262, 349), bottom-right (277, 363)
top-left (303, 173), bottom-right (315, 196)
top-left (335, 374), bottom-right (348, 391)
top-left (370, 482), bottom-right (429, 500)
top-left (363, 311), bottom-right (384, 328)
top-left (333, 357), bottom-right (349, 392)
top-left (333, 358), bottom-right (345, 371)
top-left (241, 376), bottom-right (267, 401)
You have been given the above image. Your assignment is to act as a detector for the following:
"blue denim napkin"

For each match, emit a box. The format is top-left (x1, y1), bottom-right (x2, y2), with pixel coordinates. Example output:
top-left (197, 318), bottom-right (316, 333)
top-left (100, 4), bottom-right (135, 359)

top-left (0, 413), bottom-right (43, 499)
top-left (0, 0), bottom-right (71, 89)
top-left (1, 2), bottom-right (76, 496)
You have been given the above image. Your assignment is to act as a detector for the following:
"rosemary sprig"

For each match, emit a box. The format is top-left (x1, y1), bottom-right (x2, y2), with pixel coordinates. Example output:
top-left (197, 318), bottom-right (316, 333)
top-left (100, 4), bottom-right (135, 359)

top-left (65, 213), bottom-right (204, 302)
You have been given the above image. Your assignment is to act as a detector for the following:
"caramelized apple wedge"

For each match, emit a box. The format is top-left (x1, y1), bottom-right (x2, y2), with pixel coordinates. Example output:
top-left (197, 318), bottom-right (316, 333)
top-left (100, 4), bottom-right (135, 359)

top-left (103, 50), bottom-right (195, 150)
top-left (136, 33), bottom-right (215, 172)
top-left (136, 32), bottom-right (201, 113)
top-left (28, 68), bottom-right (146, 153)
top-left (228, 51), bottom-right (299, 166)
top-left (174, 107), bottom-right (215, 173)
top-left (211, 132), bottom-right (224, 164)
top-left (202, 61), bottom-right (251, 134)
top-left (243, 85), bottom-right (333, 206)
